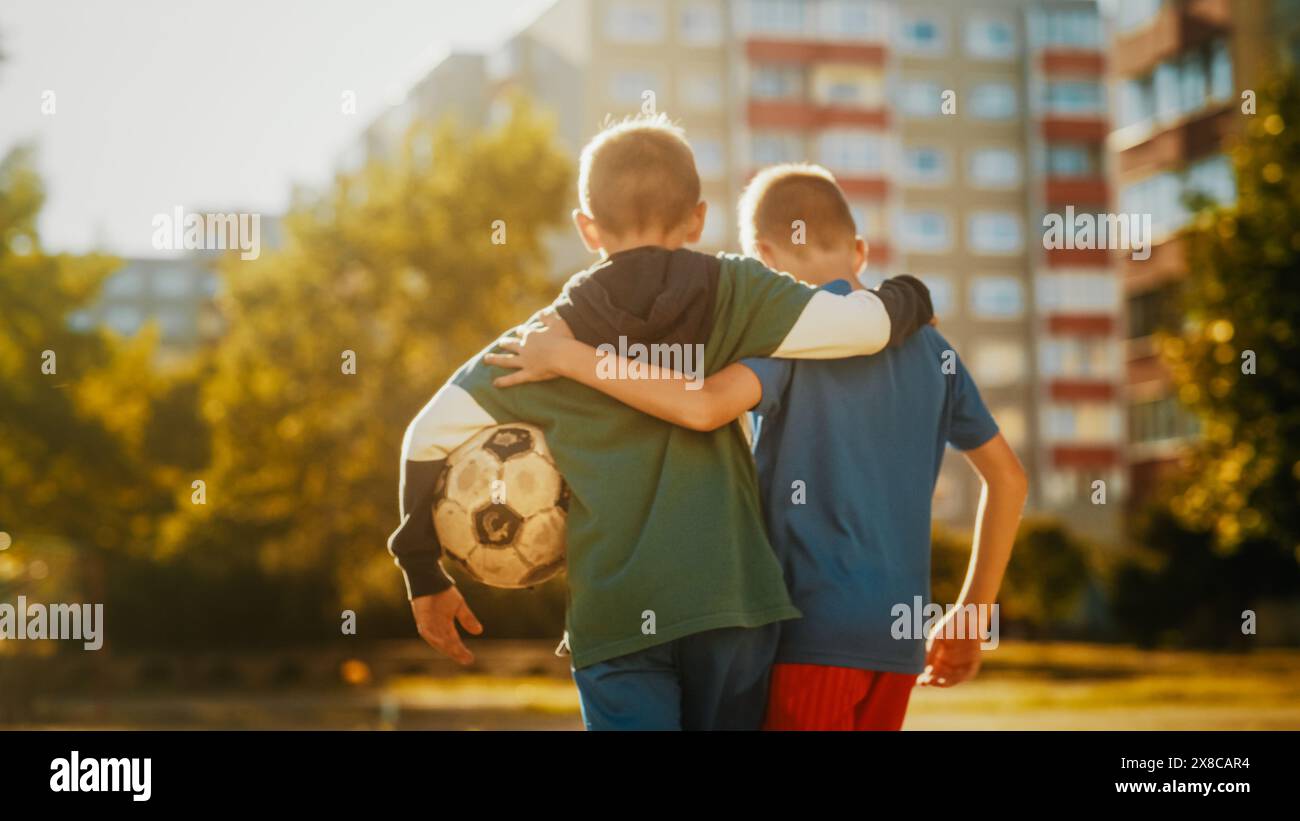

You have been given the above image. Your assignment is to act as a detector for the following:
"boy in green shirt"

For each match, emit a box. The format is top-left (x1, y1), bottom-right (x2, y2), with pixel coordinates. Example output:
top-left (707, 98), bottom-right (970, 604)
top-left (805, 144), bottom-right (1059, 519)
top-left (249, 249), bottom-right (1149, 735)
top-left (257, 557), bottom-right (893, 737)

top-left (387, 114), bottom-right (933, 729)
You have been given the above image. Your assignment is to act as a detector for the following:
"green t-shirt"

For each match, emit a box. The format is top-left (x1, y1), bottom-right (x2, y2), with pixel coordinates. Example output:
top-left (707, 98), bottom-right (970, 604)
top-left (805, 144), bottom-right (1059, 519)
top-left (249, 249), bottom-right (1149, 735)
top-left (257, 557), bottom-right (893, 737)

top-left (452, 254), bottom-right (817, 668)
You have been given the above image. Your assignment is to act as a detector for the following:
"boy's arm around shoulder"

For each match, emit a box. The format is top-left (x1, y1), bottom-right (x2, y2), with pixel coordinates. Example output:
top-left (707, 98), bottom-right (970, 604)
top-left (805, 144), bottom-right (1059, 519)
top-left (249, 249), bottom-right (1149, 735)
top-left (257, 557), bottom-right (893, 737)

top-left (724, 256), bottom-right (934, 361)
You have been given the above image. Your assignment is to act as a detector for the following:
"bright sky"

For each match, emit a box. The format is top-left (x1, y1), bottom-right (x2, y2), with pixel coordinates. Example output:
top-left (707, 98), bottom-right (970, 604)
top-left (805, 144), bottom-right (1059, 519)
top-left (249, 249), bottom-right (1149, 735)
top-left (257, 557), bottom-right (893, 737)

top-left (0, 0), bottom-right (555, 257)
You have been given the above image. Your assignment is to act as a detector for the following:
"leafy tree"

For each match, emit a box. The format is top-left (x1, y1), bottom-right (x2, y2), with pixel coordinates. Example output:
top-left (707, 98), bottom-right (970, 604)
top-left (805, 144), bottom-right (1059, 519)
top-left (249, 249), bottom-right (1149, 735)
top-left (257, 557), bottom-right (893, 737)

top-left (160, 99), bottom-right (573, 637)
top-left (0, 147), bottom-right (208, 618)
top-left (1162, 72), bottom-right (1300, 557)
top-left (932, 517), bottom-right (1092, 635)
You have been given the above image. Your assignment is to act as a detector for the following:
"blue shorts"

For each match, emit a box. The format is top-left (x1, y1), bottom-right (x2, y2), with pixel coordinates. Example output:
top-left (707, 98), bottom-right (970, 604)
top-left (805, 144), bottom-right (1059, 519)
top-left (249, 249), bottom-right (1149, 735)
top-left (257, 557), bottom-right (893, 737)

top-left (571, 623), bottom-right (780, 731)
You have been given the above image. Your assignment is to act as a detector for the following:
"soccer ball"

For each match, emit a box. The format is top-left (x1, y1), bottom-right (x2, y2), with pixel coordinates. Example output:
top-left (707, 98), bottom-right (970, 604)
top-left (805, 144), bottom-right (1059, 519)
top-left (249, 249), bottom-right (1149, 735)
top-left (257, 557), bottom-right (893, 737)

top-left (433, 423), bottom-right (569, 588)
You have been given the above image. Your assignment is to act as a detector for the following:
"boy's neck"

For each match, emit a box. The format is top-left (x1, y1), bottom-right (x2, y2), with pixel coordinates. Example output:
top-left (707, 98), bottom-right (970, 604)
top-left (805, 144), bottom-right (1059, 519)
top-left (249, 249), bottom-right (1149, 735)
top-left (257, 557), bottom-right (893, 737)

top-left (599, 228), bottom-right (690, 257)
top-left (771, 252), bottom-right (864, 290)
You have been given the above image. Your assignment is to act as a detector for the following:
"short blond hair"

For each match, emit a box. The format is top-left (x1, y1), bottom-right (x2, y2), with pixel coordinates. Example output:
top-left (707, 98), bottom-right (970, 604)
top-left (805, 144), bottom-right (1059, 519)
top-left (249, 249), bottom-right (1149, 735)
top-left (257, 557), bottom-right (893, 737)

top-left (738, 163), bottom-right (857, 258)
top-left (578, 114), bottom-right (701, 237)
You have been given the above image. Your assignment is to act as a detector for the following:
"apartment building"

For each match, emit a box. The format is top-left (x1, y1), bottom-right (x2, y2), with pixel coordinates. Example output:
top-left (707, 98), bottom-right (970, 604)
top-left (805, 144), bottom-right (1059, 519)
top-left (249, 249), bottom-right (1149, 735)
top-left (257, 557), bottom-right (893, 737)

top-left (727, 0), bottom-right (1119, 538)
top-left (74, 257), bottom-right (222, 351)
top-left (361, 0), bottom-right (1125, 540)
top-left (1106, 0), bottom-right (1297, 502)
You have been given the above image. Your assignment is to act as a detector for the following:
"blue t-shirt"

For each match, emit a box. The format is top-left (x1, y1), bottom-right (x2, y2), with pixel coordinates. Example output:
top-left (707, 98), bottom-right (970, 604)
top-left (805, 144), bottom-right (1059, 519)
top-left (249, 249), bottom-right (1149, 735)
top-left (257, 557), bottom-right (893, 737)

top-left (743, 279), bottom-right (999, 674)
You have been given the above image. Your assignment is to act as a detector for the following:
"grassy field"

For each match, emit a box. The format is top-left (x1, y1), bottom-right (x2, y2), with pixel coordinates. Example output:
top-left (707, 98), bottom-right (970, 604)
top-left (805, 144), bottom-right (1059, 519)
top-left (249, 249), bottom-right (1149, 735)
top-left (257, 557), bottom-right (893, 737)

top-left (15, 641), bottom-right (1300, 730)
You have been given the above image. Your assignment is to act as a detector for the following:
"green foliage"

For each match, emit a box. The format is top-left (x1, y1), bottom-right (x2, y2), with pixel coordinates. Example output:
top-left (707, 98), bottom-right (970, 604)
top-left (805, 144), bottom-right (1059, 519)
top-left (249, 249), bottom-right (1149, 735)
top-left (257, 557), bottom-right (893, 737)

top-left (0, 147), bottom-right (186, 563)
top-left (159, 99), bottom-right (573, 630)
top-left (933, 518), bottom-right (1093, 634)
top-left (1112, 505), bottom-right (1300, 648)
top-left (1163, 72), bottom-right (1300, 554)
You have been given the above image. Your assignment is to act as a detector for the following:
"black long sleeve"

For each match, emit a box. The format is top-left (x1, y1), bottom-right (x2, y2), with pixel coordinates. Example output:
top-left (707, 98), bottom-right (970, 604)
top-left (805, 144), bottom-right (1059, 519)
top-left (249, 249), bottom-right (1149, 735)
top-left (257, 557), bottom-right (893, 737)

top-left (386, 458), bottom-right (455, 599)
top-left (874, 274), bottom-right (935, 348)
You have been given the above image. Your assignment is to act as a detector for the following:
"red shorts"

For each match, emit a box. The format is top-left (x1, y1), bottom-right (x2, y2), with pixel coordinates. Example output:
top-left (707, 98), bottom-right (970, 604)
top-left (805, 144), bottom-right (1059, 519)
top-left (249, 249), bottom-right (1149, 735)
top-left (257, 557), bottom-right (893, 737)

top-left (763, 663), bottom-right (917, 731)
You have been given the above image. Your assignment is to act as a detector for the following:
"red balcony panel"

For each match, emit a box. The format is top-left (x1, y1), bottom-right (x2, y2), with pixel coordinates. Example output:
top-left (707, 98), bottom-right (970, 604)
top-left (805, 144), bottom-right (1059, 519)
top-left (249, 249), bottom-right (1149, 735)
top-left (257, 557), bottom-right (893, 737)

top-left (746, 39), bottom-right (886, 65)
top-left (1039, 49), bottom-right (1106, 76)
top-left (1045, 247), bottom-right (1112, 267)
top-left (836, 176), bottom-right (889, 199)
top-left (746, 100), bottom-right (888, 129)
top-left (1047, 314), bottom-right (1115, 335)
top-left (865, 241), bottom-right (890, 265)
top-left (747, 99), bottom-right (820, 128)
top-left (1049, 379), bottom-right (1116, 401)
top-left (1041, 117), bottom-right (1109, 142)
top-left (1052, 445), bottom-right (1121, 468)
top-left (1044, 177), bottom-right (1109, 206)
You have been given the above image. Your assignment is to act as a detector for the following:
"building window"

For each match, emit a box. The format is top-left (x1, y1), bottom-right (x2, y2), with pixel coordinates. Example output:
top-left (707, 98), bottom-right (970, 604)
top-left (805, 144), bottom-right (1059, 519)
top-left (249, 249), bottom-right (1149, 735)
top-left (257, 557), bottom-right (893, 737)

top-left (682, 72), bottom-right (723, 109)
top-left (848, 201), bottom-right (885, 237)
top-left (1036, 272), bottom-right (1118, 313)
top-left (1119, 170), bottom-right (1185, 238)
top-left (1119, 75), bottom-right (1155, 129)
top-left (966, 16), bottom-right (1017, 60)
top-left (818, 0), bottom-right (882, 40)
top-left (898, 11), bottom-right (946, 55)
top-left (751, 64), bottom-right (803, 99)
top-left (1043, 81), bottom-right (1105, 115)
top-left (679, 2), bottom-right (724, 45)
top-left (1115, 0), bottom-right (1163, 33)
top-left (1046, 144), bottom-right (1096, 177)
top-left (749, 0), bottom-right (806, 35)
top-left (1130, 395), bottom-right (1199, 444)
top-left (1127, 285), bottom-right (1178, 340)
top-left (972, 340), bottom-right (1027, 387)
top-left (903, 145), bottom-right (951, 186)
top-left (610, 70), bottom-right (660, 105)
top-left (1179, 51), bottom-right (1208, 114)
top-left (605, 1), bottom-right (665, 43)
top-left (104, 305), bottom-right (144, 335)
top-left (968, 147), bottom-right (1021, 188)
top-left (751, 132), bottom-right (804, 165)
top-left (104, 269), bottom-right (146, 298)
top-left (693, 136), bottom-right (726, 180)
top-left (157, 306), bottom-right (193, 340)
top-left (1039, 338), bottom-right (1119, 378)
top-left (1121, 40), bottom-right (1233, 130)
top-left (900, 210), bottom-right (952, 253)
top-left (1037, 9), bottom-right (1101, 49)
top-left (899, 80), bottom-right (943, 118)
top-left (817, 129), bottom-right (884, 175)
top-left (1186, 153), bottom-right (1236, 207)
top-left (153, 269), bottom-right (192, 298)
top-left (1045, 403), bottom-right (1121, 443)
top-left (970, 276), bottom-right (1024, 319)
top-left (919, 274), bottom-right (955, 316)
top-left (992, 405), bottom-right (1027, 448)
top-left (969, 83), bottom-right (1018, 119)
top-left (968, 212), bottom-right (1023, 255)
top-left (1209, 40), bottom-right (1233, 101)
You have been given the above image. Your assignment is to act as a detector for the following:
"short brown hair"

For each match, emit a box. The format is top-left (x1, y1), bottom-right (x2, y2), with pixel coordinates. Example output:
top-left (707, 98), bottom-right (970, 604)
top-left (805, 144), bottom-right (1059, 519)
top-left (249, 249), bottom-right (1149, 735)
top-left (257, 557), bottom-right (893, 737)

top-left (738, 163), bottom-right (857, 259)
top-left (578, 114), bottom-right (701, 237)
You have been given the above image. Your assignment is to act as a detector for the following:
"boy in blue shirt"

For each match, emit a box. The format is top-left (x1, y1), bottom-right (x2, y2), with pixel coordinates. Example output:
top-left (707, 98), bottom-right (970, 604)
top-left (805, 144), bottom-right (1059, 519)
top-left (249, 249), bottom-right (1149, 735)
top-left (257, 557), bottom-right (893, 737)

top-left (489, 163), bottom-right (1028, 730)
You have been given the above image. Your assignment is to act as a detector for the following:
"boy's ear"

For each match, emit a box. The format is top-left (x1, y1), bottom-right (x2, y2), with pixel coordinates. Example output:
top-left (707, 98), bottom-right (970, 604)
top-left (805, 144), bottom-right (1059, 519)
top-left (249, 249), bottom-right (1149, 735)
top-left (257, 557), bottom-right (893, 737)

top-left (573, 209), bottom-right (604, 253)
top-left (683, 201), bottom-right (708, 244)
top-left (753, 238), bottom-right (779, 271)
top-left (854, 236), bottom-right (869, 275)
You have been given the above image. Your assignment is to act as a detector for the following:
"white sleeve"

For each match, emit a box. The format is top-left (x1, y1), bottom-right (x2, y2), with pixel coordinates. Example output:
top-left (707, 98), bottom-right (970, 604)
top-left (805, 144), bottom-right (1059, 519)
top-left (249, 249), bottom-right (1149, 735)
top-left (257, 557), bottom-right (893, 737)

top-left (769, 289), bottom-right (892, 359)
top-left (402, 383), bottom-right (499, 463)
